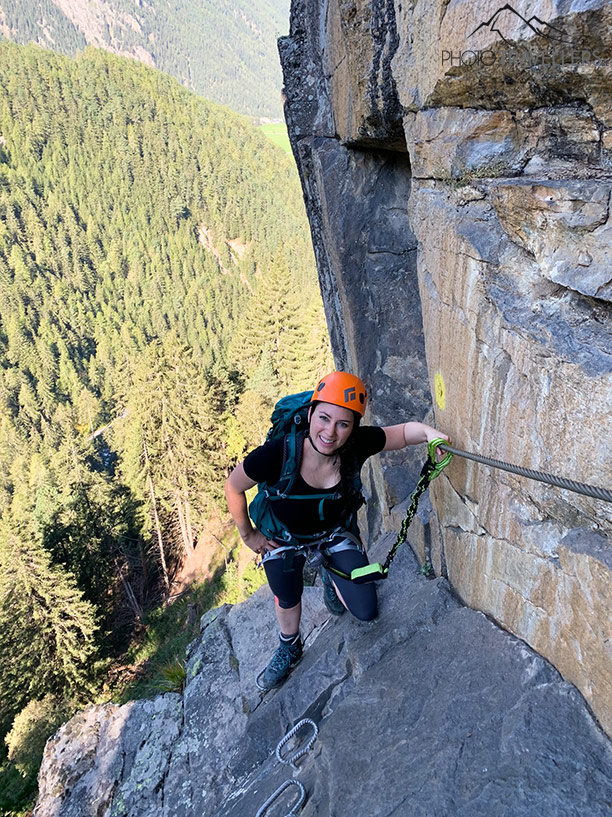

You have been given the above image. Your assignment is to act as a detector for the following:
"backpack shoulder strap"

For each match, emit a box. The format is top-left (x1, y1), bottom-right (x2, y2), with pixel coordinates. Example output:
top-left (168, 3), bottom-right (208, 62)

top-left (276, 428), bottom-right (305, 495)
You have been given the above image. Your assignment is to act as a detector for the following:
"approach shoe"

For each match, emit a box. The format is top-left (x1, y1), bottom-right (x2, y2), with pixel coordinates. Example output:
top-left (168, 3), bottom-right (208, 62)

top-left (256, 634), bottom-right (303, 691)
top-left (320, 567), bottom-right (345, 616)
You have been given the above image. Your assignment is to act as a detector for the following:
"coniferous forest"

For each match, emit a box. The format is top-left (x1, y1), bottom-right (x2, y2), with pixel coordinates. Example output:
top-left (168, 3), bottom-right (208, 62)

top-left (0, 42), bottom-right (331, 811)
top-left (0, 0), bottom-right (289, 118)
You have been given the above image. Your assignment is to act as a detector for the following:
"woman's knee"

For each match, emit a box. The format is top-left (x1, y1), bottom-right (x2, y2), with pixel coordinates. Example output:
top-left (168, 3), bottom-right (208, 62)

top-left (335, 577), bottom-right (377, 621)
top-left (349, 597), bottom-right (378, 622)
top-left (328, 548), bottom-right (377, 621)
top-left (276, 595), bottom-right (301, 610)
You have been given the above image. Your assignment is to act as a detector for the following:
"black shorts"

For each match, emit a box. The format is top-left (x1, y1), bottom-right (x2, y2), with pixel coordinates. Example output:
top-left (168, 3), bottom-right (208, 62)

top-left (262, 540), bottom-right (377, 622)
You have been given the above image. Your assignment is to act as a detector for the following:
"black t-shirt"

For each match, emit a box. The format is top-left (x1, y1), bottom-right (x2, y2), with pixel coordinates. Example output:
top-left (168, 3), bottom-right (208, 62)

top-left (243, 426), bottom-right (386, 536)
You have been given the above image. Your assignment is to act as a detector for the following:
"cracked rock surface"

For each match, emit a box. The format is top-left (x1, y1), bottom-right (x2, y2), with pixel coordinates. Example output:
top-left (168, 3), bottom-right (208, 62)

top-left (35, 538), bottom-right (612, 816)
top-left (279, 0), bottom-right (612, 736)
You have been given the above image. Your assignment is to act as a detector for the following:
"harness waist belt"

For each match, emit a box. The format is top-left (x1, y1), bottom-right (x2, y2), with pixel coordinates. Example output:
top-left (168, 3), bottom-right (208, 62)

top-left (261, 533), bottom-right (362, 564)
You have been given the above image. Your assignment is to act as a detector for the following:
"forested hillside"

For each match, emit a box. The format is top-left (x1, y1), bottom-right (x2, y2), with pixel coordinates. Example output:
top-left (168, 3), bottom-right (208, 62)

top-left (0, 0), bottom-right (289, 118)
top-left (0, 42), bottom-right (330, 809)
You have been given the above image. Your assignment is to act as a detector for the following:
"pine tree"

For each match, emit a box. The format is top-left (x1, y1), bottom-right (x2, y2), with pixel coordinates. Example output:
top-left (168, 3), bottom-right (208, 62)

top-left (0, 517), bottom-right (98, 735)
top-left (113, 336), bottom-right (229, 564)
top-left (230, 250), bottom-right (332, 399)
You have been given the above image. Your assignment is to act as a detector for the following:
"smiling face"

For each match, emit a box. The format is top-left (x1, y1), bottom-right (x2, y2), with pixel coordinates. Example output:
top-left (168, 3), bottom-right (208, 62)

top-left (308, 402), bottom-right (356, 454)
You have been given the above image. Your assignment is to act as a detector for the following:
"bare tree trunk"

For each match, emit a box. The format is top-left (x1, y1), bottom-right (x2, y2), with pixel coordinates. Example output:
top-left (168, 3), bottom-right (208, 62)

top-left (210, 532), bottom-right (231, 568)
top-left (176, 492), bottom-right (196, 558)
top-left (114, 559), bottom-right (143, 619)
top-left (148, 474), bottom-right (169, 590)
top-left (143, 440), bottom-right (169, 591)
top-left (138, 536), bottom-right (150, 595)
top-left (184, 498), bottom-right (195, 551)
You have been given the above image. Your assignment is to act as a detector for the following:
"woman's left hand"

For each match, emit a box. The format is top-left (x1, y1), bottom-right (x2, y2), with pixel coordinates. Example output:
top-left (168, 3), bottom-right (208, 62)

top-left (424, 428), bottom-right (451, 460)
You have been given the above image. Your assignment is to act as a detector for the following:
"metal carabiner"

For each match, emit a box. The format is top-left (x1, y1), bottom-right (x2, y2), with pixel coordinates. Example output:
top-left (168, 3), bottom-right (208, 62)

top-left (427, 437), bottom-right (453, 478)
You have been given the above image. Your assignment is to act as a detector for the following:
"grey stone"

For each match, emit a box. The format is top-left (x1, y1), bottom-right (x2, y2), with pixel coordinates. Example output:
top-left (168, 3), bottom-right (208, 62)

top-left (278, 131), bottom-right (431, 538)
top-left (35, 545), bottom-right (612, 816)
top-left (485, 271), bottom-right (612, 377)
top-left (35, 697), bottom-right (183, 817)
top-left (279, 0), bottom-right (612, 749)
top-left (426, 3), bottom-right (612, 114)
top-left (277, 0), bottom-right (335, 140)
top-left (491, 179), bottom-right (612, 303)
top-left (276, 0), bottom-right (612, 743)
top-left (560, 526), bottom-right (612, 569)
top-left (280, 1), bottom-right (434, 547)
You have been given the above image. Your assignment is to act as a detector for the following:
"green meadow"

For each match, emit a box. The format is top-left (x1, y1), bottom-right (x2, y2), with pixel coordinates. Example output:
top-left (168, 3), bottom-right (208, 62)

top-left (261, 122), bottom-right (292, 155)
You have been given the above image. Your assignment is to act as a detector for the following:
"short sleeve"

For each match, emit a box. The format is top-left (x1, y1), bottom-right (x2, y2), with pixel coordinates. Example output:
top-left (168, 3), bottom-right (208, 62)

top-left (243, 437), bottom-right (285, 484)
top-left (354, 426), bottom-right (386, 465)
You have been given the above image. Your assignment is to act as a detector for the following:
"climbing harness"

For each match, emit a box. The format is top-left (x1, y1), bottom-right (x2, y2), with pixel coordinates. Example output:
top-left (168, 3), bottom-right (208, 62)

top-left (255, 719), bottom-right (318, 817)
top-left (325, 438), bottom-right (452, 584)
top-left (438, 444), bottom-right (612, 505)
top-left (260, 530), bottom-right (364, 573)
top-left (258, 438), bottom-right (452, 585)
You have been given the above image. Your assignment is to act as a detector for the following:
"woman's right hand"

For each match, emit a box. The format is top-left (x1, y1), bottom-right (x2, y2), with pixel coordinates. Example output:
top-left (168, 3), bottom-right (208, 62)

top-left (243, 529), bottom-right (279, 556)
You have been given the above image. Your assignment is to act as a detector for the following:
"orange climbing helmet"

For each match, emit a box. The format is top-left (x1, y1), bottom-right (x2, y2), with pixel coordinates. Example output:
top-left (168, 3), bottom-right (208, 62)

top-left (311, 371), bottom-right (367, 417)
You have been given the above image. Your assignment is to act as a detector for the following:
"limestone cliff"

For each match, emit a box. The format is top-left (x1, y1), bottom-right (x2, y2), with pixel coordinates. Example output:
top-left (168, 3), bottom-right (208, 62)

top-left (278, 0), bottom-right (612, 737)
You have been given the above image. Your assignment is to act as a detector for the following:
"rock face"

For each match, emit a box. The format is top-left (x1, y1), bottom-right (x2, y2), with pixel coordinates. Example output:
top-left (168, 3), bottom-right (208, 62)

top-left (35, 543), bottom-right (612, 815)
top-left (279, 0), bottom-right (612, 736)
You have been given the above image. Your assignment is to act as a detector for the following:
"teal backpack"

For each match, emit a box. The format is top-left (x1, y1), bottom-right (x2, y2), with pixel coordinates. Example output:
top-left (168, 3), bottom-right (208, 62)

top-left (248, 390), bottom-right (364, 545)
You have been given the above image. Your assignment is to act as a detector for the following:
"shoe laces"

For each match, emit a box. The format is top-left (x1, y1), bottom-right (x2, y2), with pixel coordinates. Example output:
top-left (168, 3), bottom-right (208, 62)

top-left (269, 643), bottom-right (293, 673)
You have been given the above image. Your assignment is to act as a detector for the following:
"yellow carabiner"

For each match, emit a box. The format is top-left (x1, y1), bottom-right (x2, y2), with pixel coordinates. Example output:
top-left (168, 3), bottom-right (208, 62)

top-left (427, 437), bottom-right (453, 478)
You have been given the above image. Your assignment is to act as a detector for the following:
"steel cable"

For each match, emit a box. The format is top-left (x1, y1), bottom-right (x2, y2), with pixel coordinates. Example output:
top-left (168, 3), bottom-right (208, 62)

top-left (439, 444), bottom-right (612, 504)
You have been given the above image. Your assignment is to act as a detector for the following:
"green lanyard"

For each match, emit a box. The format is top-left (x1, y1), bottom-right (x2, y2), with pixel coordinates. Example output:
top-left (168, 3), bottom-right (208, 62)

top-left (325, 439), bottom-right (452, 584)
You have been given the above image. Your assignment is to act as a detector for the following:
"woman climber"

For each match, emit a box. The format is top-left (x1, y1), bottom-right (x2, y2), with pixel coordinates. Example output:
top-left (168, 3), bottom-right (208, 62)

top-left (224, 371), bottom-right (449, 690)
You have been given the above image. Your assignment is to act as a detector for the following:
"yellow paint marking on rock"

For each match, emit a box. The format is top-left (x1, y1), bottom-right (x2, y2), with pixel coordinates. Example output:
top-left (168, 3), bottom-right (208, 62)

top-left (434, 371), bottom-right (446, 410)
